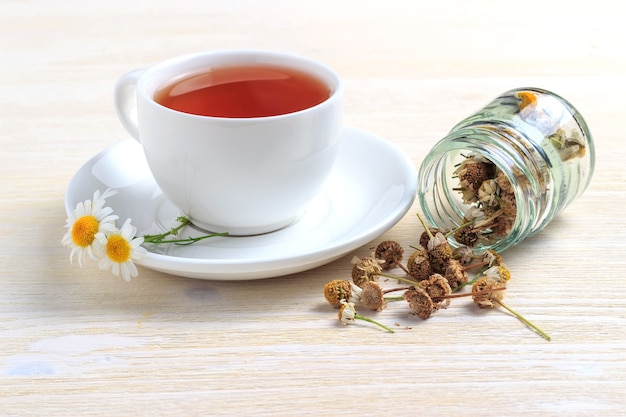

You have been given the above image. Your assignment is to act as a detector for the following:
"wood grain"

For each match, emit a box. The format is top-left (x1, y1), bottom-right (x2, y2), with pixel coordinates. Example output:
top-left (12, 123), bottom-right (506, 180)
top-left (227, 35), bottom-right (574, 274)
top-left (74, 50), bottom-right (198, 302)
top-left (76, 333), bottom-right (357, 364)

top-left (2, 1), bottom-right (625, 415)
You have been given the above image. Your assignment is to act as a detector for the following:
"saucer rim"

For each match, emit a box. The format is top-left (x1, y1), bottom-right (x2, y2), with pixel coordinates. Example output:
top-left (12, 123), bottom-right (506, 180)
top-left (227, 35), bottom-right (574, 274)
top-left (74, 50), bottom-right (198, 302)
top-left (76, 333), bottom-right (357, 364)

top-left (65, 126), bottom-right (417, 280)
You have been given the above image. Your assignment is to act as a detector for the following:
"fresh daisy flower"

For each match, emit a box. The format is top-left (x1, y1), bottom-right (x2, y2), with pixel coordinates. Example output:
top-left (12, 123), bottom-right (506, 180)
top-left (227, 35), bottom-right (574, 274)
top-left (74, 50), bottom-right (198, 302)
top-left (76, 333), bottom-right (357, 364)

top-left (62, 188), bottom-right (119, 267)
top-left (95, 218), bottom-right (147, 282)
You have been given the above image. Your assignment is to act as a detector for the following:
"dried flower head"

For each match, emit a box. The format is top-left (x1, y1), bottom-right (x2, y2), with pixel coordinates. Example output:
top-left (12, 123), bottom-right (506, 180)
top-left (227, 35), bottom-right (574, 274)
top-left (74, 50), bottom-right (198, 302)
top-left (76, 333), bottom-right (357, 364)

top-left (453, 226), bottom-right (480, 247)
top-left (419, 228), bottom-right (442, 251)
top-left (407, 249), bottom-right (431, 281)
top-left (472, 276), bottom-right (505, 308)
top-left (495, 169), bottom-right (514, 194)
top-left (549, 128), bottom-right (586, 161)
top-left (484, 264), bottom-right (511, 283)
top-left (375, 240), bottom-right (404, 270)
top-left (338, 301), bottom-right (357, 324)
top-left (489, 212), bottom-right (514, 237)
top-left (478, 179), bottom-right (500, 207)
top-left (482, 249), bottom-right (503, 267)
top-left (453, 245), bottom-right (475, 266)
top-left (454, 154), bottom-right (495, 192)
top-left (444, 259), bottom-right (469, 290)
top-left (361, 281), bottom-right (386, 311)
top-left (427, 232), bottom-right (453, 273)
top-left (323, 279), bottom-right (353, 308)
top-left (420, 273), bottom-right (452, 309)
top-left (499, 191), bottom-right (517, 221)
top-left (351, 255), bottom-right (384, 288)
top-left (449, 152), bottom-right (520, 246)
top-left (517, 91), bottom-right (537, 109)
top-left (337, 301), bottom-right (394, 333)
top-left (403, 287), bottom-right (435, 320)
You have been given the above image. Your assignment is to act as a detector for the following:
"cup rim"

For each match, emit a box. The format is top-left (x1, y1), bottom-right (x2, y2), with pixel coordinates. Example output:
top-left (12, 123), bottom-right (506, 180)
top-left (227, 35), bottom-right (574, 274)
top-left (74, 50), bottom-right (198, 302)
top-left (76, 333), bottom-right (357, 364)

top-left (136, 49), bottom-right (344, 122)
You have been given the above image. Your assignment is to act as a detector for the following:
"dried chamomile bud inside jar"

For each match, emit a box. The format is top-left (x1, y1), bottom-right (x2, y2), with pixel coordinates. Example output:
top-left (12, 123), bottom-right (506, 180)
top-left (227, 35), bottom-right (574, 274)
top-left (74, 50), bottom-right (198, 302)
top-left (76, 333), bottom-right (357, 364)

top-left (417, 87), bottom-right (595, 252)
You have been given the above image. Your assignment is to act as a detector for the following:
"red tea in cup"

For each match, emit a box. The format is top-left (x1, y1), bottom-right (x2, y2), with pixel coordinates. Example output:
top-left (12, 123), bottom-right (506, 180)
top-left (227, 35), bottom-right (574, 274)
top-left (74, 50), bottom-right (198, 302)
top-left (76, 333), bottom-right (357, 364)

top-left (154, 64), bottom-right (331, 118)
top-left (114, 50), bottom-right (343, 235)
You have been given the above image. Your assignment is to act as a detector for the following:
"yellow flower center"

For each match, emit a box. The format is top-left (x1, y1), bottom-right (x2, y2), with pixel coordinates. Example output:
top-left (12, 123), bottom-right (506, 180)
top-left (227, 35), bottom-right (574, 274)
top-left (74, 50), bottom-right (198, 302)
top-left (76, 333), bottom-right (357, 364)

top-left (106, 235), bottom-right (132, 263)
top-left (517, 91), bottom-right (537, 109)
top-left (71, 215), bottom-right (100, 247)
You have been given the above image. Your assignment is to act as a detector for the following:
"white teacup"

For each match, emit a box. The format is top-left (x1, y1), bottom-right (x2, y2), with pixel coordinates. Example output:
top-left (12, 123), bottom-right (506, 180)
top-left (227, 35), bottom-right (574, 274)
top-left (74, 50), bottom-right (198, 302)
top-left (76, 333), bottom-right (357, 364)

top-left (114, 50), bottom-right (343, 235)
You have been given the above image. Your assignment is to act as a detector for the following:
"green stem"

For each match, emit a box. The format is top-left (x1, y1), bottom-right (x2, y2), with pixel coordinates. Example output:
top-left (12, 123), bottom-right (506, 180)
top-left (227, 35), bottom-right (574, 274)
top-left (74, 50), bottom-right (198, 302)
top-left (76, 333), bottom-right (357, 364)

top-left (496, 300), bottom-right (551, 342)
top-left (416, 213), bottom-right (434, 240)
top-left (354, 314), bottom-right (394, 333)
top-left (432, 286), bottom-right (506, 300)
top-left (383, 295), bottom-right (405, 302)
top-left (146, 232), bottom-right (229, 245)
top-left (445, 221), bottom-right (472, 239)
top-left (143, 216), bottom-right (190, 242)
top-left (142, 216), bottom-right (228, 245)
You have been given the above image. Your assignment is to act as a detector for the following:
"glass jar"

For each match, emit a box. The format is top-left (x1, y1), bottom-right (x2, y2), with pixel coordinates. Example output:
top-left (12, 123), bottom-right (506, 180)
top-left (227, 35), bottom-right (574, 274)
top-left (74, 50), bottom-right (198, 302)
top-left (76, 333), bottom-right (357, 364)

top-left (417, 87), bottom-right (595, 252)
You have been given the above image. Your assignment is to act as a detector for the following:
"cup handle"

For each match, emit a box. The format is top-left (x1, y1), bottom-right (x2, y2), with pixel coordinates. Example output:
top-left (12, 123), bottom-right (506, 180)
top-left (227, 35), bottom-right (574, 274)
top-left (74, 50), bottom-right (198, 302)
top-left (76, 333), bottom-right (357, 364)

top-left (114, 69), bottom-right (144, 142)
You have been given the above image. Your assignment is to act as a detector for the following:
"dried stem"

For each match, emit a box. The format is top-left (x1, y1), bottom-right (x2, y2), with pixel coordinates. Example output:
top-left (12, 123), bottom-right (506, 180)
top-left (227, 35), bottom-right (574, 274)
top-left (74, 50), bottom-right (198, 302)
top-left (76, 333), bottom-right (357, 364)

top-left (495, 300), bottom-right (551, 341)
top-left (375, 272), bottom-right (422, 288)
top-left (382, 286), bottom-right (411, 294)
top-left (431, 286), bottom-right (506, 300)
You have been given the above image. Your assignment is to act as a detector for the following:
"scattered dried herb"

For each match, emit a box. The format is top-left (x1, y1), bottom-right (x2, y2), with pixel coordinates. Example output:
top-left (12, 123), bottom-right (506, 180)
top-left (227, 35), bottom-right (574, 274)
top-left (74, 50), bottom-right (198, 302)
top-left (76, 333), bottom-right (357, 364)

top-left (322, 214), bottom-right (551, 341)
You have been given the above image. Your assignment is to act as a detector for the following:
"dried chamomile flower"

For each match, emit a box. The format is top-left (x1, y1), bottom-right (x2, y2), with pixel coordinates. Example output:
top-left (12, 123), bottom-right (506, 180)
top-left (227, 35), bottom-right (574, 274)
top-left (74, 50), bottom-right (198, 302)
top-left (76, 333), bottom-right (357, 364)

top-left (478, 179), bottom-right (500, 207)
top-left (338, 300), bottom-right (357, 324)
top-left (453, 226), bottom-right (480, 247)
top-left (419, 228), bottom-right (443, 251)
top-left (337, 301), bottom-right (394, 333)
top-left (416, 213), bottom-right (453, 273)
top-left (361, 281), bottom-right (386, 311)
top-left (323, 279), bottom-right (355, 308)
top-left (453, 208), bottom-right (484, 247)
top-left (516, 90), bottom-right (538, 109)
top-left (351, 255), bottom-right (384, 288)
top-left (420, 274), bottom-right (452, 310)
top-left (337, 300), bottom-right (356, 326)
top-left (375, 240), bottom-right (404, 270)
top-left (499, 191), bottom-right (517, 220)
top-left (549, 128), bottom-right (586, 162)
top-left (482, 249), bottom-right (503, 268)
top-left (449, 153), bottom-right (521, 246)
top-left (471, 276), bottom-right (550, 341)
top-left (453, 245), bottom-right (475, 266)
top-left (483, 264), bottom-right (511, 283)
top-left (472, 276), bottom-right (506, 308)
top-left (495, 169), bottom-right (514, 194)
top-left (490, 213), bottom-right (514, 237)
top-left (407, 248), bottom-right (431, 282)
top-left (454, 154), bottom-right (495, 195)
top-left (427, 232), bottom-right (453, 273)
top-left (444, 259), bottom-right (468, 290)
top-left (403, 287), bottom-right (435, 320)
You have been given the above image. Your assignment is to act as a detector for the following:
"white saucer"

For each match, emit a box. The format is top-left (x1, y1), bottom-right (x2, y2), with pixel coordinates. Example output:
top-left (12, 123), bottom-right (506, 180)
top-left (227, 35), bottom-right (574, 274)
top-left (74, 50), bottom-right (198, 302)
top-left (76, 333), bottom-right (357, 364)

top-left (65, 126), bottom-right (417, 280)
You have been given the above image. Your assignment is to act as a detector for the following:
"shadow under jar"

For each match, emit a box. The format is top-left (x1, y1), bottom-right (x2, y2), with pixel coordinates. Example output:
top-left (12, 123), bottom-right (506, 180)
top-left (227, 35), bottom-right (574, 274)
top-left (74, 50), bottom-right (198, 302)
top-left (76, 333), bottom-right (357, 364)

top-left (417, 87), bottom-right (595, 252)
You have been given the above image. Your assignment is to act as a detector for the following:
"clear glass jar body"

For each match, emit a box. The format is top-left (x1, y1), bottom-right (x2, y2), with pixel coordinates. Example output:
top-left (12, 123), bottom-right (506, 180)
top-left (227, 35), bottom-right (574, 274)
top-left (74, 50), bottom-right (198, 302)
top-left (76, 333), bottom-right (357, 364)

top-left (417, 87), bottom-right (595, 252)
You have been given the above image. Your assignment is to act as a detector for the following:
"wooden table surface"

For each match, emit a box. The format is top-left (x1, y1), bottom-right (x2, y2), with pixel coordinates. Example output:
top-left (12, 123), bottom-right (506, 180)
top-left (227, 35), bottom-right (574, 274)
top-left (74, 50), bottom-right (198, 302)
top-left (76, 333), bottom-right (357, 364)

top-left (2, 1), bottom-right (626, 415)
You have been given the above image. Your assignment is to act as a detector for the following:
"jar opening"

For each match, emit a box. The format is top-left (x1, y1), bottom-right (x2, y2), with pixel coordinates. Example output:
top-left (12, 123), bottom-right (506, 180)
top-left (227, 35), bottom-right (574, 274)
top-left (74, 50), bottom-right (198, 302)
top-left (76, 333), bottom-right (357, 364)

top-left (418, 88), bottom-right (595, 253)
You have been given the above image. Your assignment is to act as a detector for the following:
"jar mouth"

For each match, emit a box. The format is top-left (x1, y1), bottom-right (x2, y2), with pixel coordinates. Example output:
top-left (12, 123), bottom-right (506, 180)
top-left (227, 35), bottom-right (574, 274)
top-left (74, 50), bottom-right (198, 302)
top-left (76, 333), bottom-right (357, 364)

top-left (418, 87), bottom-right (595, 253)
top-left (417, 126), bottom-right (552, 252)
